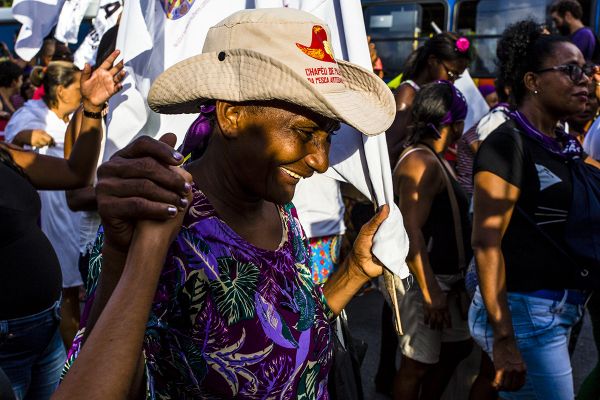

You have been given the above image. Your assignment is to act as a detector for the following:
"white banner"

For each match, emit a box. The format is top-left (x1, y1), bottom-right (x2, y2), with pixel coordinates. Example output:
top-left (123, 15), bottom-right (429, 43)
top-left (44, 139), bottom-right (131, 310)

top-left (55, 0), bottom-right (91, 44)
top-left (73, 0), bottom-right (122, 68)
top-left (13, 0), bottom-right (66, 61)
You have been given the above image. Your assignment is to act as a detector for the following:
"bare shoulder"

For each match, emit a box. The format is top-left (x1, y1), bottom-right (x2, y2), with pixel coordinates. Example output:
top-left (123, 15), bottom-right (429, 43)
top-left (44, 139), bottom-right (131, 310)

top-left (394, 84), bottom-right (417, 111)
top-left (393, 148), bottom-right (442, 188)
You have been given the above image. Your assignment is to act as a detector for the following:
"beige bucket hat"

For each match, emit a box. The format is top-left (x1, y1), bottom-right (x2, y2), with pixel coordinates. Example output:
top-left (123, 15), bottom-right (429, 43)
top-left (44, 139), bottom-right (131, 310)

top-left (147, 8), bottom-right (395, 136)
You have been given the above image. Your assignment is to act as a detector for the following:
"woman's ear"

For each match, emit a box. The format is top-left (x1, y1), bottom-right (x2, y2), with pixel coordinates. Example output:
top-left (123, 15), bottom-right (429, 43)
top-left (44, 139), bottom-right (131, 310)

top-left (55, 85), bottom-right (66, 103)
top-left (523, 71), bottom-right (540, 95)
top-left (215, 100), bottom-right (243, 139)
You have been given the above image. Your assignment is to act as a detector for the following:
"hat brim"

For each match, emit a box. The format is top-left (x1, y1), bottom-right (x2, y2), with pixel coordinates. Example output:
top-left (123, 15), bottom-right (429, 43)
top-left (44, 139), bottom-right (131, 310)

top-left (147, 49), bottom-right (395, 136)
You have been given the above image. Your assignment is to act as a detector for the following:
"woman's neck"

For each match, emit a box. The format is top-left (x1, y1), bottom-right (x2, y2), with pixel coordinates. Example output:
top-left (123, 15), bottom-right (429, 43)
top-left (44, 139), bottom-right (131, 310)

top-left (49, 103), bottom-right (71, 122)
top-left (188, 139), bottom-right (268, 220)
top-left (0, 87), bottom-right (14, 112)
top-left (420, 133), bottom-right (450, 154)
top-left (413, 71), bottom-right (429, 87)
top-left (519, 101), bottom-right (559, 138)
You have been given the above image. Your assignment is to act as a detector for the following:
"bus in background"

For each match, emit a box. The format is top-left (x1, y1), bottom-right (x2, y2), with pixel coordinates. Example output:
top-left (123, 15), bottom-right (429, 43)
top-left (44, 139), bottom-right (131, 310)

top-left (362, 0), bottom-right (599, 80)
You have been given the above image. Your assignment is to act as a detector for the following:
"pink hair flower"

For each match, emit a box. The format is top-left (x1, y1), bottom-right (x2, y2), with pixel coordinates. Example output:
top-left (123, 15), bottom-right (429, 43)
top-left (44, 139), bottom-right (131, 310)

top-left (456, 37), bottom-right (470, 53)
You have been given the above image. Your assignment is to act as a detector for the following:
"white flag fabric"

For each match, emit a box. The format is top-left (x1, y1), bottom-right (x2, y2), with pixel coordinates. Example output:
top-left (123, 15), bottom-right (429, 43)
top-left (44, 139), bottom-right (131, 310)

top-left (13, 0), bottom-right (66, 61)
top-left (105, 0), bottom-right (410, 277)
top-left (55, 0), bottom-right (91, 44)
top-left (455, 69), bottom-right (490, 132)
top-left (73, 0), bottom-right (122, 68)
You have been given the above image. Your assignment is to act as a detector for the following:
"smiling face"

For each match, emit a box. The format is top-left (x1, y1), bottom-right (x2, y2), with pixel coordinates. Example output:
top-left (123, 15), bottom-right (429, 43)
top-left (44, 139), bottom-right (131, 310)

top-left (529, 42), bottom-right (590, 119)
top-left (220, 101), bottom-right (338, 205)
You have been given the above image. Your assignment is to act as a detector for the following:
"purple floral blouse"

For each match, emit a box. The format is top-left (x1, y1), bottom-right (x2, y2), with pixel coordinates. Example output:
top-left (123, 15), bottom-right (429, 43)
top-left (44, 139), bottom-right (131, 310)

top-left (66, 188), bottom-right (334, 399)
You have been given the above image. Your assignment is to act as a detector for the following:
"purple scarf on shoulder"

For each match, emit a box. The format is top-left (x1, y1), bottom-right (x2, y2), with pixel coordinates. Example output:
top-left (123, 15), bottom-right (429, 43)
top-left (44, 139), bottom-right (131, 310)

top-left (509, 110), bottom-right (583, 160)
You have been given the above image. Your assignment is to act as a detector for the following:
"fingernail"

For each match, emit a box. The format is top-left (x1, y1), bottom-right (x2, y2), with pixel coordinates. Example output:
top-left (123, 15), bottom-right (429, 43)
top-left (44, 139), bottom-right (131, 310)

top-left (173, 151), bottom-right (183, 161)
top-left (180, 198), bottom-right (188, 208)
top-left (167, 206), bottom-right (177, 216)
top-left (184, 182), bottom-right (192, 192)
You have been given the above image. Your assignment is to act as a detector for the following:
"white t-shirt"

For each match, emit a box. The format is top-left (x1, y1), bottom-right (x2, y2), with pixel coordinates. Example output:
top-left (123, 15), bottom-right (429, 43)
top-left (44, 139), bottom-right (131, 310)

top-left (584, 117), bottom-right (600, 161)
top-left (293, 174), bottom-right (345, 239)
top-left (6, 100), bottom-right (83, 288)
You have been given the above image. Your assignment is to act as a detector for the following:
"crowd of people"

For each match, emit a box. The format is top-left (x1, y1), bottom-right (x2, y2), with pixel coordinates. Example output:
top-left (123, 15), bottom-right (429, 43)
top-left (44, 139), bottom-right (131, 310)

top-left (0, 1), bottom-right (599, 400)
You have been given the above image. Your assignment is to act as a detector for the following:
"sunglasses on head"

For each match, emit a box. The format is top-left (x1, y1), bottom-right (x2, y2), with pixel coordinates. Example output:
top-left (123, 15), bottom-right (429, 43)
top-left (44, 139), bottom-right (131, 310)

top-left (535, 63), bottom-right (595, 83)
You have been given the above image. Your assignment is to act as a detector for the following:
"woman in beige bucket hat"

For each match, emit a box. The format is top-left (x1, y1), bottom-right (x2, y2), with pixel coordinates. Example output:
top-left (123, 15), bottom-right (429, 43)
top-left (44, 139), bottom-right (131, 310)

top-left (59, 8), bottom-right (396, 399)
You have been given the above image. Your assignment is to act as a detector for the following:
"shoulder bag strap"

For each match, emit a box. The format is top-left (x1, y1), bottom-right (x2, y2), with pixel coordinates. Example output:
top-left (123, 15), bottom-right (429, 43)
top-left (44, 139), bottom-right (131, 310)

top-left (420, 144), bottom-right (467, 271)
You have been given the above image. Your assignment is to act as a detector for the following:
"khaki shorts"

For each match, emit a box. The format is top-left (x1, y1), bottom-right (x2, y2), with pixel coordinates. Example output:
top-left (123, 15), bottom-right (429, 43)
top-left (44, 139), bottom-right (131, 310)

top-left (398, 273), bottom-right (471, 364)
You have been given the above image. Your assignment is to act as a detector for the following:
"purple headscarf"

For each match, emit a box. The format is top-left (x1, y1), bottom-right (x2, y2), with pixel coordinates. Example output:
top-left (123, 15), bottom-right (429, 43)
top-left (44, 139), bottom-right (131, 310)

top-left (478, 84), bottom-right (496, 98)
top-left (436, 80), bottom-right (468, 124)
top-left (178, 104), bottom-right (216, 158)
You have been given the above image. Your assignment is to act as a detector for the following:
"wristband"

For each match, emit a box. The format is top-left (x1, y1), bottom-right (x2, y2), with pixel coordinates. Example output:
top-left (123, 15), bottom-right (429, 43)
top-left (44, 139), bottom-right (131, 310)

top-left (83, 103), bottom-right (109, 119)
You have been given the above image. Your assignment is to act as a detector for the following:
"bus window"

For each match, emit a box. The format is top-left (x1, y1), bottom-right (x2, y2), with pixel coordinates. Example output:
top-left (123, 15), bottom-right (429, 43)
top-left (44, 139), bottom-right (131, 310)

top-left (455, 0), bottom-right (550, 77)
top-left (364, 2), bottom-right (447, 79)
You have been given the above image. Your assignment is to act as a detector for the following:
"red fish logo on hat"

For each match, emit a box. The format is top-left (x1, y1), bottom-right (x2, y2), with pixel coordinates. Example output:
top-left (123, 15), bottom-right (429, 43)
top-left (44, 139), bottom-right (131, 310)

top-left (296, 25), bottom-right (336, 63)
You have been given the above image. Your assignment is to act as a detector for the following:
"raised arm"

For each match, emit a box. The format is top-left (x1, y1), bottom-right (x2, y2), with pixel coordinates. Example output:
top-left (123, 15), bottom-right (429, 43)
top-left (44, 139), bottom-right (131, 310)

top-left (3, 50), bottom-right (125, 190)
top-left (471, 170), bottom-right (526, 391)
top-left (54, 168), bottom-right (193, 400)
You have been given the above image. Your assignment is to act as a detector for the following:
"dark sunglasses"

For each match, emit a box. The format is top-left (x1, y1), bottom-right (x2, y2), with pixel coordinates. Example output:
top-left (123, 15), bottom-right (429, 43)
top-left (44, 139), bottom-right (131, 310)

top-left (535, 63), bottom-right (595, 83)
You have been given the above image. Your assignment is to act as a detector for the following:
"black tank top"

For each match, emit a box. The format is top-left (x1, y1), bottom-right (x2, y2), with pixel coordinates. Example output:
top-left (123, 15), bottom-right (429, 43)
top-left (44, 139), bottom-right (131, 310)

top-left (0, 155), bottom-right (62, 319)
top-left (421, 147), bottom-right (472, 275)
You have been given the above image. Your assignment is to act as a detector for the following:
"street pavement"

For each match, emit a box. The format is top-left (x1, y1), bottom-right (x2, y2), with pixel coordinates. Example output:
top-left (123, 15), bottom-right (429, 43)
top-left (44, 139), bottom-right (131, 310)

top-left (345, 290), bottom-right (597, 400)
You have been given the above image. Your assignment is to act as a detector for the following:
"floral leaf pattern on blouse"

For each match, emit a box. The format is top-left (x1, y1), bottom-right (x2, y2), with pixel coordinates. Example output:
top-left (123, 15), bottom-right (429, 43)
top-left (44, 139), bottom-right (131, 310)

top-left (64, 188), bottom-right (334, 399)
top-left (179, 268), bottom-right (209, 325)
top-left (210, 257), bottom-right (259, 325)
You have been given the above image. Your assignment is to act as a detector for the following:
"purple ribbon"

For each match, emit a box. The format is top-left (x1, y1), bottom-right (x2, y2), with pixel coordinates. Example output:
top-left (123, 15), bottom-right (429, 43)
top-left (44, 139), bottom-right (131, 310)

top-left (509, 110), bottom-right (583, 160)
top-left (179, 104), bottom-right (216, 158)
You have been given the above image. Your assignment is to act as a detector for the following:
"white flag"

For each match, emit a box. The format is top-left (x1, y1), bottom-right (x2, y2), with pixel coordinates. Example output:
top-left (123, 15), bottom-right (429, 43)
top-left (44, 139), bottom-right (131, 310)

top-left (13, 0), bottom-right (66, 61)
top-left (73, 0), bottom-right (122, 68)
top-left (55, 0), bottom-right (91, 44)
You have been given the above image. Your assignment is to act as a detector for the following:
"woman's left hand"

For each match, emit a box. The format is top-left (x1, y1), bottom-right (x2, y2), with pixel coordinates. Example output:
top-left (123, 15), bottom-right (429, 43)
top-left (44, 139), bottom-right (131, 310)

top-left (348, 204), bottom-right (390, 279)
top-left (81, 50), bottom-right (125, 109)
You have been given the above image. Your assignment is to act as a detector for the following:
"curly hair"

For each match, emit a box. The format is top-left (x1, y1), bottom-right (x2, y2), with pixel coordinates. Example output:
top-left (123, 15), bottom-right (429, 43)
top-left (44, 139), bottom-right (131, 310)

top-left (496, 19), bottom-right (569, 105)
top-left (0, 61), bottom-right (23, 88)
top-left (550, 0), bottom-right (583, 19)
top-left (402, 32), bottom-right (473, 81)
top-left (407, 82), bottom-right (454, 145)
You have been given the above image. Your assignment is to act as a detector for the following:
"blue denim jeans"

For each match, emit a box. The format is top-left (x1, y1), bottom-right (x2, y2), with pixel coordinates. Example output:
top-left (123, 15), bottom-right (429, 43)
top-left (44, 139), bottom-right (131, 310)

top-left (469, 287), bottom-right (584, 400)
top-left (0, 300), bottom-right (66, 400)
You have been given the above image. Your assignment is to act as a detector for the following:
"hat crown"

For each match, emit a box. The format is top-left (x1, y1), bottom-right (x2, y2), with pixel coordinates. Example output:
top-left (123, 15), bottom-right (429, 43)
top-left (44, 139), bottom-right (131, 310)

top-left (203, 8), bottom-right (345, 93)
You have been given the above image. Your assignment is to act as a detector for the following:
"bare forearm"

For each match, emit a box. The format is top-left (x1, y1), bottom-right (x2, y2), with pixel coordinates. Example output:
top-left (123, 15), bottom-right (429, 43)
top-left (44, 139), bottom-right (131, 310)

top-left (83, 244), bottom-right (127, 343)
top-left (66, 105), bottom-right (103, 185)
top-left (57, 228), bottom-right (169, 400)
top-left (11, 130), bottom-right (32, 147)
top-left (406, 229), bottom-right (440, 301)
top-left (474, 246), bottom-right (514, 339)
top-left (67, 186), bottom-right (97, 211)
top-left (323, 256), bottom-right (370, 316)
